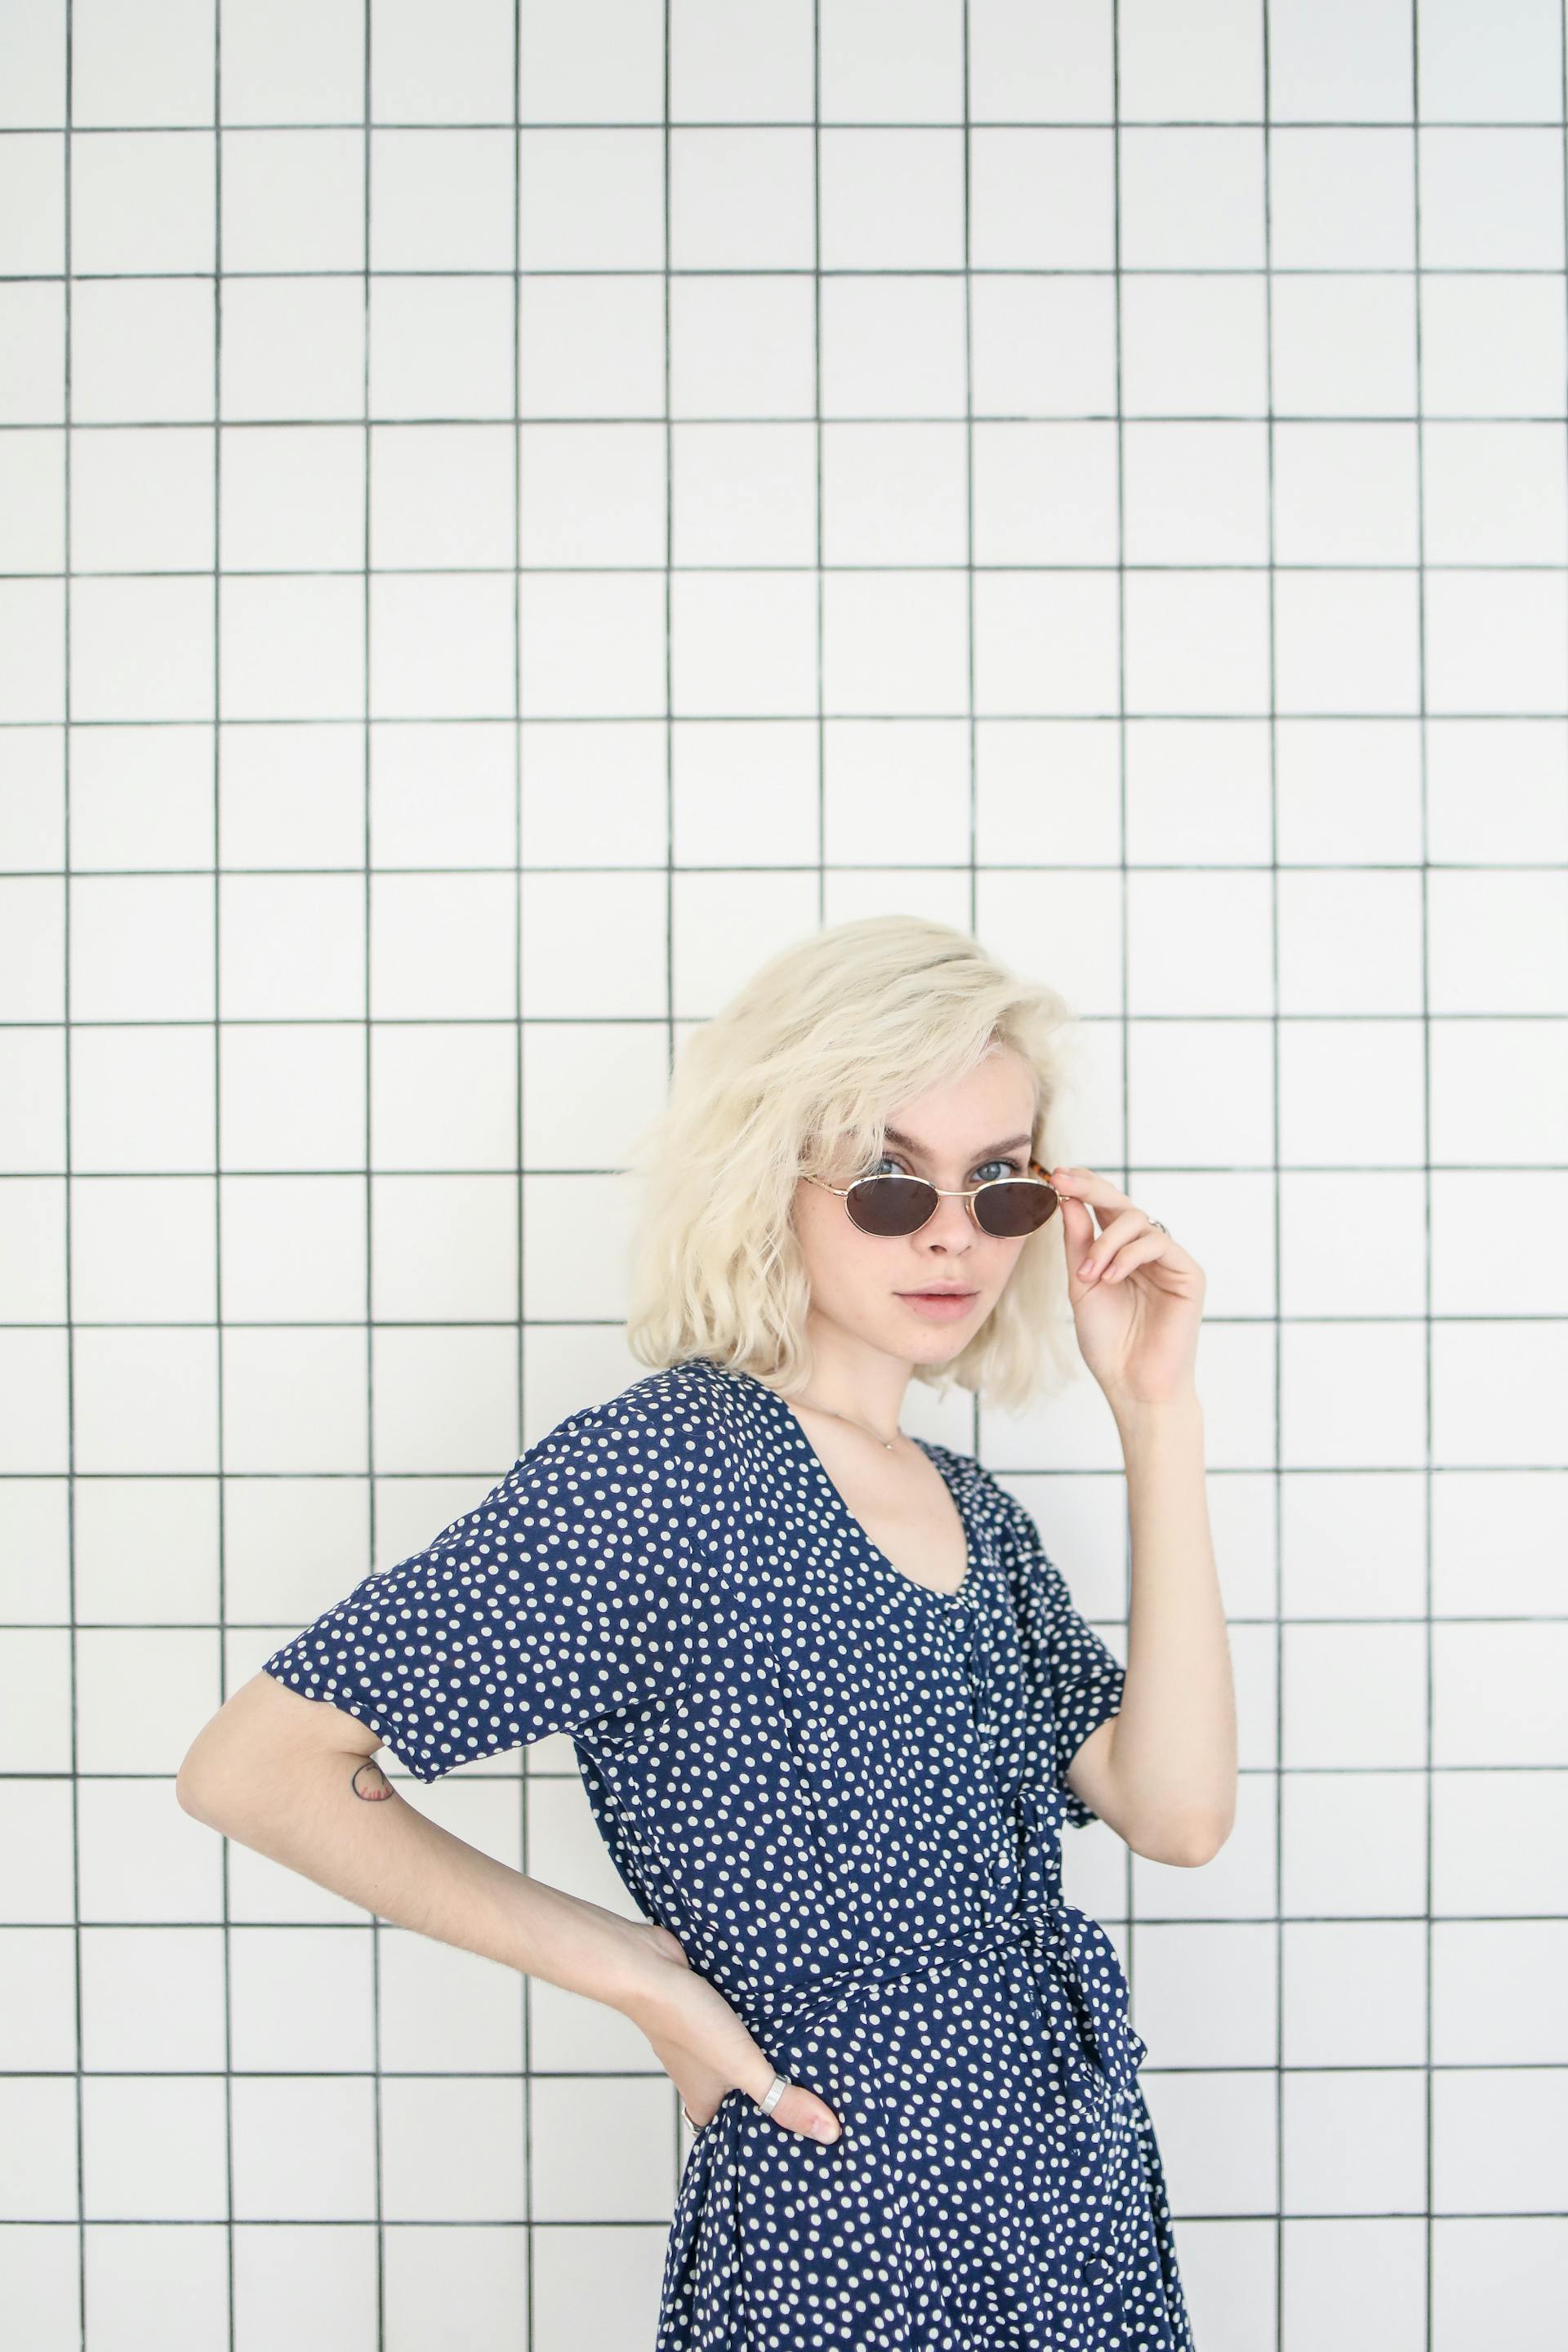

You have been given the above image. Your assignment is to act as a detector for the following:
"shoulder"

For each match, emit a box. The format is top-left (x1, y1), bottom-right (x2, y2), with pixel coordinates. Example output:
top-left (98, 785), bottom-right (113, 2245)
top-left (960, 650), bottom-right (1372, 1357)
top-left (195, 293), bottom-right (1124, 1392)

top-left (523, 1355), bottom-right (737, 1486)
top-left (551, 1354), bottom-right (732, 1441)
top-left (917, 1432), bottom-right (1031, 1535)
top-left (918, 1438), bottom-right (1051, 1589)
top-left (421, 1361), bottom-right (737, 1588)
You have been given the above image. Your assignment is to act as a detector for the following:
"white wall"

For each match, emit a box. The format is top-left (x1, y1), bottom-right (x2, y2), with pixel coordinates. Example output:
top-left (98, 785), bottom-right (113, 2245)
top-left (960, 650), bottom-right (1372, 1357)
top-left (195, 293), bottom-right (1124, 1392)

top-left (2, 0), bottom-right (1566, 2345)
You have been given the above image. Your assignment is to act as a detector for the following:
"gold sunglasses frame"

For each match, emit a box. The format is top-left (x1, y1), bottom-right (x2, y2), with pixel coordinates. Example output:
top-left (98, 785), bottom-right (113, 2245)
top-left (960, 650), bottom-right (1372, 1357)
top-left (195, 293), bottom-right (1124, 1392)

top-left (804, 1156), bottom-right (1062, 1238)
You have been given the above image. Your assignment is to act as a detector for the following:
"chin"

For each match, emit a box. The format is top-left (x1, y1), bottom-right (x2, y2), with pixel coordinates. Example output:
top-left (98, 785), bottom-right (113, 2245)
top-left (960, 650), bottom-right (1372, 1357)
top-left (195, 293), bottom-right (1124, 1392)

top-left (900, 1323), bottom-right (981, 1365)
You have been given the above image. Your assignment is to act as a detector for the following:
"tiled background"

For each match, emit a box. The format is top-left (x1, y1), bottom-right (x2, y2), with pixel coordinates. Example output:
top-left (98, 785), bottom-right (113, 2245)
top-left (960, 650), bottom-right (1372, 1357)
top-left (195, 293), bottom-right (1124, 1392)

top-left (2, 0), bottom-right (1567, 2345)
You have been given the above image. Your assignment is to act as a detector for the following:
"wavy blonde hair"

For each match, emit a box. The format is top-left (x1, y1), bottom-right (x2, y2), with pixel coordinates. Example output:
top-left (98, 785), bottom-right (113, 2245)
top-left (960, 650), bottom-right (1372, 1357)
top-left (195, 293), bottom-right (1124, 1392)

top-left (622, 913), bottom-right (1085, 1415)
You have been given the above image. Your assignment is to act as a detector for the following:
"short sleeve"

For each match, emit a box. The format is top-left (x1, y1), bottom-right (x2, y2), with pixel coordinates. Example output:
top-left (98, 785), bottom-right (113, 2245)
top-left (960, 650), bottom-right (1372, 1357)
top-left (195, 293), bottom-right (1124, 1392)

top-left (995, 1484), bottom-right (1125, 1829)
top-left (261, 1388), bottom-right (724, 1783)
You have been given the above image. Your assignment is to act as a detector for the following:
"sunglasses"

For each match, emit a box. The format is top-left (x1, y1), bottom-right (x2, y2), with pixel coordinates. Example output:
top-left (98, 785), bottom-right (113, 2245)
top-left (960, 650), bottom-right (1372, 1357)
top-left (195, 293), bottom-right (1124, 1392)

top-left (806, 1156), bottom-right (1062, 1240)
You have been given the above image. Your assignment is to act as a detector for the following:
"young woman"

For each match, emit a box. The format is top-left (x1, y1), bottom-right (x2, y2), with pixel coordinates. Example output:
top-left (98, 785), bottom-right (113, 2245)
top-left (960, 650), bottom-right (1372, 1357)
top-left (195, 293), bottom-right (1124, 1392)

top-left (178, 911), bottom-right (1234, 2350)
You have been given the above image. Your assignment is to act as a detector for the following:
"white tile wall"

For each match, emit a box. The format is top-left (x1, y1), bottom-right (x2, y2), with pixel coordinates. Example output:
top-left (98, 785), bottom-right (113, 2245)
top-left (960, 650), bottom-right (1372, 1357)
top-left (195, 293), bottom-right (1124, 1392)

top-left (2, 1), bottom-right (1566, 2345)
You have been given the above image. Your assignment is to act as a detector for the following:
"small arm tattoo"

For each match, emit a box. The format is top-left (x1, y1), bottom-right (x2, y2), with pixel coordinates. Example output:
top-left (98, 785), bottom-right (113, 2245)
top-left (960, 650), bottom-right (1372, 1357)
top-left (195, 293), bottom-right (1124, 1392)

top-left (350, 1758), bottom-right (393, 1802)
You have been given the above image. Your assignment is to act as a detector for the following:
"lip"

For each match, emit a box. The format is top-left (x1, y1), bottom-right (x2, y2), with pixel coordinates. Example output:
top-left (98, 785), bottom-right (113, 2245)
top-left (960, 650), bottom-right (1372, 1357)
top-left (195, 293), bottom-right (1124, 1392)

top-left (897, 1288), bottom-right (979, 1322)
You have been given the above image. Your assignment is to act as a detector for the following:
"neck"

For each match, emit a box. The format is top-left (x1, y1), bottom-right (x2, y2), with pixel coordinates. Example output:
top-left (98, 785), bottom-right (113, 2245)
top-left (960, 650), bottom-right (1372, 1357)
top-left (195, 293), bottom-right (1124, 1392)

top-left (792, 1310), bottom-right (917, 1435)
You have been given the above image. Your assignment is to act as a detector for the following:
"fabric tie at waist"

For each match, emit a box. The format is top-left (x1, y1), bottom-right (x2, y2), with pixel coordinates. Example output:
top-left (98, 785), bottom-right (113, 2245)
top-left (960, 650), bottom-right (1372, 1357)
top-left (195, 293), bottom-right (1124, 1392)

top-left (740, 1892), bottom-right (1147, 2100)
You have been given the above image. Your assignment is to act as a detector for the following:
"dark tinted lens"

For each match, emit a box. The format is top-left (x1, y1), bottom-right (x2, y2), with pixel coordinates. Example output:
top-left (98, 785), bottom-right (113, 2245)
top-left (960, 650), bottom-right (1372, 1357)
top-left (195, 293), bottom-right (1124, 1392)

top-left (844, 1175), bottom-right (938, 1236)
top-left (973, 1177), bottom-right (1059, 1237)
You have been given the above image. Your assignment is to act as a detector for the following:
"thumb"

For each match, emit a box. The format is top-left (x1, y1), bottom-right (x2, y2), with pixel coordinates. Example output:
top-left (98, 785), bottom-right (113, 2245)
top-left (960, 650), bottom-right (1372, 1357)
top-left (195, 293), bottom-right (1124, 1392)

top-left (746, 2063), bottom-right (841, 2145)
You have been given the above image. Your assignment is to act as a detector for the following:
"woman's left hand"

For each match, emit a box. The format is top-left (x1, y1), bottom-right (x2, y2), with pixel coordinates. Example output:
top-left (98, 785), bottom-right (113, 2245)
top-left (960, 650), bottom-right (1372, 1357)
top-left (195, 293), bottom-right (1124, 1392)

top-left (1049, 1165), bottom-right (1206, 1412)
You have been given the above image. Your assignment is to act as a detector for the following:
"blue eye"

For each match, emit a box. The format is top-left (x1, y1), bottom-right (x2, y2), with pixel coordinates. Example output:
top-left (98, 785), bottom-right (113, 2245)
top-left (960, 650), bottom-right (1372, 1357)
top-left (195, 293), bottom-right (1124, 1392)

top-left (868, 1155), bottom-right (1023, 1184)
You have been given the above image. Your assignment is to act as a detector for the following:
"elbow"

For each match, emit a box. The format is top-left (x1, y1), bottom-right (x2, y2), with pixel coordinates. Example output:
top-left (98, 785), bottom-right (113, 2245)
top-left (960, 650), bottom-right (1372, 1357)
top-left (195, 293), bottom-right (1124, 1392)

top-left (175, 1748), bottom-right (225, 1829)
top-left (1172, 1818), bottom-right (1230, 1868)
top-left (175, 1673), bottom-right (286, 1833)
top-left (1136, 1810), bottom-right (1233, 1869)
top-left (1180, 1808), bottom-right (1234, 1867)
top-left (176, 1749), bottom-right (272, 1846)
top-left (176, 1722), bottom-right (255, 1836)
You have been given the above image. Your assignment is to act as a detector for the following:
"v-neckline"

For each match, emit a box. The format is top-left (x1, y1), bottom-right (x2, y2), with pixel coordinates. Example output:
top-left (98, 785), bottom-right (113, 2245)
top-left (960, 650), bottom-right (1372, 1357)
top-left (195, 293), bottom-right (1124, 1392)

top-left (730, 1363), bottom-right (980, 1609)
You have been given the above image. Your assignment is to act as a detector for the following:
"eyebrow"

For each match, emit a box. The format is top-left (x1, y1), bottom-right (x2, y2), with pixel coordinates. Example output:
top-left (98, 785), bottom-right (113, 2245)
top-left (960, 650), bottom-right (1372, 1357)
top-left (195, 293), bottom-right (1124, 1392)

top-left (881, 1126), bottom-right (1035, 1161)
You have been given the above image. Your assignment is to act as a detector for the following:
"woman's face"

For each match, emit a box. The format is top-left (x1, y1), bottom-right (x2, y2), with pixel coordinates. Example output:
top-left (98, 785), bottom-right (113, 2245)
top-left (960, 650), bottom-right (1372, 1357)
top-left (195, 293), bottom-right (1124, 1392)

top-left (792, 1047), bottom-right (1043, 1370)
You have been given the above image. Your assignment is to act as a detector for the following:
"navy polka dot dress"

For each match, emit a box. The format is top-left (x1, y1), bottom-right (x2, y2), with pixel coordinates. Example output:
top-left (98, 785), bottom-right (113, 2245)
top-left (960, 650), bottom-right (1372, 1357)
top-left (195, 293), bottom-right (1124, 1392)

top-left (262, 1354), bottom-right (1196, 2350)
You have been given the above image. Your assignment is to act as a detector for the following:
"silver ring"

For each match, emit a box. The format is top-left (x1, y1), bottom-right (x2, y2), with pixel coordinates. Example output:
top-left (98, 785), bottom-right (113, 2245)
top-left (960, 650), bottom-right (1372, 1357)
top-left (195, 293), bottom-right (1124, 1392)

top-left (755, 2071), bottom-right (791, 2118)
top-left (1149, 1218), bottom-right (1169, 1233)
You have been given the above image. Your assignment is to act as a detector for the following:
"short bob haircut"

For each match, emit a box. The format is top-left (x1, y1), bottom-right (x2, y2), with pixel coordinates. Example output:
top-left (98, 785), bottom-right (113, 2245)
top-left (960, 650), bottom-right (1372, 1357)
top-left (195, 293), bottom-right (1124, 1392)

top-left (623, 912), bottom-right (1085, 1417)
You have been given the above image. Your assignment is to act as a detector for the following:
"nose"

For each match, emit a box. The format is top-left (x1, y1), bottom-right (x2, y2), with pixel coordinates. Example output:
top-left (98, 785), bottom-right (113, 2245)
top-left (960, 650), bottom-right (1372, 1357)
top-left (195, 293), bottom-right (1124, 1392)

top-left (920, 1187), bottom-right (979, 1248)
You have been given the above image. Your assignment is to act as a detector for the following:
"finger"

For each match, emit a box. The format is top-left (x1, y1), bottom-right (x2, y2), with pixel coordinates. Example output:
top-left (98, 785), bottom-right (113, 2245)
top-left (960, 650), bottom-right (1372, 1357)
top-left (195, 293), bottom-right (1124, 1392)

top-left (1057, 1192), bottom-right (1097, 1263)
top-left (751, 2069), bottom-right (842, 2144)
top-left (1076, 1208), bottom-right (1149, 1282)
top-left (1095, 1232), bottom-right (1169, 1284)
top-left (1049, 1165), bottom-right (1136, 1218)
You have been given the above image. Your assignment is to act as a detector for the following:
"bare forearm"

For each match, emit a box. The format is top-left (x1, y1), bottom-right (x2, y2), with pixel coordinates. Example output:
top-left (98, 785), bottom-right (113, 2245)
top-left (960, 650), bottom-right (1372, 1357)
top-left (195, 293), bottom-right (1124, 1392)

top-left (177, 1747), bottom-right (651, 2012)
top-left (1108, 1389), bottom-right (1236, 1860)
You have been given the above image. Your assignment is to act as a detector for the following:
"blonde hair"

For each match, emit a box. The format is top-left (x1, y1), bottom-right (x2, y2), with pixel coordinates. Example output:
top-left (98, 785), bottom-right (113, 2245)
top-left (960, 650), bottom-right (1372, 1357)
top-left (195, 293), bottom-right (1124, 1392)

top-left (622, 913), bottom-right (1085, 1415)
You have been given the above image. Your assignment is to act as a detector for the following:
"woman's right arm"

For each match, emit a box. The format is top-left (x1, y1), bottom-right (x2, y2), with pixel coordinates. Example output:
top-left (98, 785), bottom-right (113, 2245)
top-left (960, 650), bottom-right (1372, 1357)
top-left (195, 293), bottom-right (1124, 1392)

top-left (176, 1670), bottom-right (653, 2007)
top-left (175, 1673), bottom-right (842, 2144)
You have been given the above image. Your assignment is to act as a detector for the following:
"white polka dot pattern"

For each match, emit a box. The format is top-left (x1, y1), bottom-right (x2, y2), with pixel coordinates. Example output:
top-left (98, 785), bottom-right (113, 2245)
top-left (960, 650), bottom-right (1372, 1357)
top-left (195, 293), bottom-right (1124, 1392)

top-left (263, 1389), bottom-right (721, 1776)
top-left (261, 1354), bottom-right (1196, 2350)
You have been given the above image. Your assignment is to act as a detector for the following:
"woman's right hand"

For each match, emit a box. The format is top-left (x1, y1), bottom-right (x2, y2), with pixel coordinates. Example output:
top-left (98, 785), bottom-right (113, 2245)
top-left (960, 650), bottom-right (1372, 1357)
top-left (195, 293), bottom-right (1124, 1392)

top-left (622, 1922), bottom-right (843, 2144)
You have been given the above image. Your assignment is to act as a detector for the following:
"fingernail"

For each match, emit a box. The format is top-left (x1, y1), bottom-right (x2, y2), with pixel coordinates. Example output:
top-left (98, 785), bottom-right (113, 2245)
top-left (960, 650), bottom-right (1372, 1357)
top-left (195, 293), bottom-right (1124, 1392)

top-left (813, 2121), bottom-right (839, 2142)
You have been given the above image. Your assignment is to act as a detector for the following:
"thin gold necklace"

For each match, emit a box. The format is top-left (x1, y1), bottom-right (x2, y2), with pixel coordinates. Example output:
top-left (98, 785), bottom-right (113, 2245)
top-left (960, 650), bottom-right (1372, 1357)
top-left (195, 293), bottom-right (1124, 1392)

top-left (791, 1391), bottom-right (902, 1453)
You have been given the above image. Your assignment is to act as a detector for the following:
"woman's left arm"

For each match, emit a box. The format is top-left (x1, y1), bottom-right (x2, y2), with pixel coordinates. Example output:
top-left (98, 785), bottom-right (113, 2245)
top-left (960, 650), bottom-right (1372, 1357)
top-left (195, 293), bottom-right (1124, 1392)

top-left (1050, 1166), bottom-right (1237, 1866)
